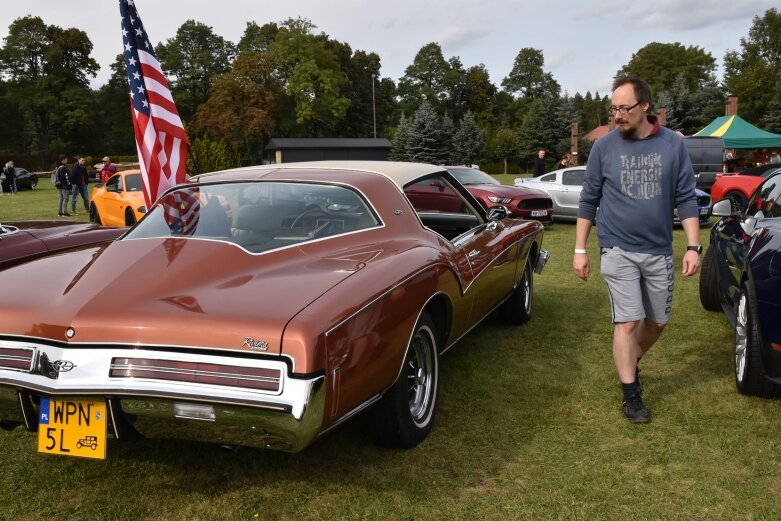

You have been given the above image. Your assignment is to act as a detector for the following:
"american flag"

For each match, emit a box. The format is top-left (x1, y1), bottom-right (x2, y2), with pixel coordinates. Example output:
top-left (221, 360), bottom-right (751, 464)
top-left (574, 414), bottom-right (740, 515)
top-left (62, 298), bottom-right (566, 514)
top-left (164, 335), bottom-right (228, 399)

top-left (120, 0), bottom-right (189, 208)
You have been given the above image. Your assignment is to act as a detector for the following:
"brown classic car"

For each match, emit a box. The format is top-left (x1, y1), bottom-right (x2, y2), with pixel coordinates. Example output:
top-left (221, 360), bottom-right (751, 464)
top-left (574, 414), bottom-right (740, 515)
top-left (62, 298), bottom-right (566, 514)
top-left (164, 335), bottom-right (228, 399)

top-left (0, 220), bottom-right (126, 271)
top-left (0, 161), bottom-right (548, 457)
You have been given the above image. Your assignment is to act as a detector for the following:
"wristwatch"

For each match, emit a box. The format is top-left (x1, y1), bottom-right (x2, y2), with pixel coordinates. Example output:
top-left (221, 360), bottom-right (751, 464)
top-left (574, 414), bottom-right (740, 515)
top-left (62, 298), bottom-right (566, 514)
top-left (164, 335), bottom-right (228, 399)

top-left (686, 245), bottom-right (703, 254)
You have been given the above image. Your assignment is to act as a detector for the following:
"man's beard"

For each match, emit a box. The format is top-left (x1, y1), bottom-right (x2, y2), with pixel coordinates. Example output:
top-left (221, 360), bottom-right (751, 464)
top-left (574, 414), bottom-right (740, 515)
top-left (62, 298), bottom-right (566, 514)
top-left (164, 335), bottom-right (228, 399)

top-left (617, 121), bottom-right (639, 139)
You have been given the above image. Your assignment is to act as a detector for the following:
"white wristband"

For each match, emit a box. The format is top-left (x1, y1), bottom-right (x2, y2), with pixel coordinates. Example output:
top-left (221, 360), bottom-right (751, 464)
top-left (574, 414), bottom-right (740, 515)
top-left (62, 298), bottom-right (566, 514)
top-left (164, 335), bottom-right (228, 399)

top-left (574, 248), bottom-right (588, 254)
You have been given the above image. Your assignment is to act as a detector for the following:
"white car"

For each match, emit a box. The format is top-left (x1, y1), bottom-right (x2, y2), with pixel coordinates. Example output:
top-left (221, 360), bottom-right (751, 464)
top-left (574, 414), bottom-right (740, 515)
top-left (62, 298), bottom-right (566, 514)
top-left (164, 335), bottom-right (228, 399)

top-left (515, 167), bottom-right (585, 222)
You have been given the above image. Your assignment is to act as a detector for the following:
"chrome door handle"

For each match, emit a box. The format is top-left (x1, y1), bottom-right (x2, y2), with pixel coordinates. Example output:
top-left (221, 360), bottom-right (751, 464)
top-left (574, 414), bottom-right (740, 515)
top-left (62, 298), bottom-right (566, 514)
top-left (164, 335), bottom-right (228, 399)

top-left (468, 249), bottom-right (479, 259)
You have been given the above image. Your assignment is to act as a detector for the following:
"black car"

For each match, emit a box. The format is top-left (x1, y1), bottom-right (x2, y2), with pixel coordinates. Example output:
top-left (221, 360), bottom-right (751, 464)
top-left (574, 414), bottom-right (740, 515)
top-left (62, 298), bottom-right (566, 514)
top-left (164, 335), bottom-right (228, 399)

top-left (699, 170), bottom-right (781, 397)
top-left (0, 168), bottom-right (39, 191)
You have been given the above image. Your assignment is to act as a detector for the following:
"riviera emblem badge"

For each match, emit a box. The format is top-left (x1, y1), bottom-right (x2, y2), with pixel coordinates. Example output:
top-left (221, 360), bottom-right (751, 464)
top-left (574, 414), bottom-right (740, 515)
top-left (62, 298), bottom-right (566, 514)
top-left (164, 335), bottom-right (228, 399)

top-left (37, 353), bottom-right (77, 379)
top-left (242, 337), bottom-right (270, 351)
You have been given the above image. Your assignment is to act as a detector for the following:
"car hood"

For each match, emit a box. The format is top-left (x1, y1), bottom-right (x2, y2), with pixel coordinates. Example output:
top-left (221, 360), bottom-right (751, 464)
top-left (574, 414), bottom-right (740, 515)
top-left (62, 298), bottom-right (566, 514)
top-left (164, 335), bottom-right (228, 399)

top-left (0, 238), bottom-right (367, 354)
top-left (467, 183), bottom-right (549, 198)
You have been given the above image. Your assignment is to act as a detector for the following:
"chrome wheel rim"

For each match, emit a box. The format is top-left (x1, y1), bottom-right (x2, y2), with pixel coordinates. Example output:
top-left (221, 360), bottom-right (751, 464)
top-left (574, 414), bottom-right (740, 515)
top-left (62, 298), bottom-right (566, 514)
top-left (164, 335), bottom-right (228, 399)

top-left (407, 325), bottom-right (435, 426)
top-left (735, 291), bottom-right (748, 383)
top-left (523, 264), bottom-right (532, 314)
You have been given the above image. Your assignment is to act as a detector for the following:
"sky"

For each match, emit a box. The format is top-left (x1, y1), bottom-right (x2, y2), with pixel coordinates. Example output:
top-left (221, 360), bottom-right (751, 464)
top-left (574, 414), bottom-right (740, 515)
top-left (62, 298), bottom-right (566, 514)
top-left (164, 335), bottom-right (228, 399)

top-left (0, 0), bottom-right (777, 97)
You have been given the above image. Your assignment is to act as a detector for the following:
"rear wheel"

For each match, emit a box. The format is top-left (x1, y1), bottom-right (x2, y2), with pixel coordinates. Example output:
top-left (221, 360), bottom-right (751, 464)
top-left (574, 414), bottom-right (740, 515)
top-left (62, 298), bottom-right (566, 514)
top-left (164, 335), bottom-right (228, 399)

top-left (725, 190), bottom-right (748, 212)
top-left (369, 311), bottom-right (439, 448)
top-left (497, 259), bottom-right (533, 325)
top-left (89, 204), bottom-right (102, 225)
top-left (734, 281), bottom-right (778, 397)
top-left (125, 208), bottom-right (137, 226)
top-left (30, 176), bottom-right (38, 189)
top-left (699, 244), bottom-right (723, 311)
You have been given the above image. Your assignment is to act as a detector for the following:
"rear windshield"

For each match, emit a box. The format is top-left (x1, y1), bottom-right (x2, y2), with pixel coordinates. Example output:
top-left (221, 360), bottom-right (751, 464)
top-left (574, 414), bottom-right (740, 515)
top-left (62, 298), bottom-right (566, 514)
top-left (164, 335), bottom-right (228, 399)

top-left (125, 181), bottom-right (380, 253)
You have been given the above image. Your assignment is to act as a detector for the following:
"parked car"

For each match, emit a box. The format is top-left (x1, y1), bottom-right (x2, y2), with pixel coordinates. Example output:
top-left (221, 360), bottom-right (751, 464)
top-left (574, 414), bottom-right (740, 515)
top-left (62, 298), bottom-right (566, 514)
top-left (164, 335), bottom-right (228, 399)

top-left (89, 170), bottom-right (147, 226)
top-left (684, 136), bottom-right (726, 193)
top-left (0, 161), bottom-right (549, 457)
top-left (710, 164), bottom-right (781, 212)
top-left (0, 168), bottom-right (38, 191)
top-left (443, 166), bottom-right (553, 225)
top-left (699, 170), bottom-right (781, 397)
top-left (0, 220), bottom-right (125, 271)
top-left (515, 166), bottom-right (710, 225)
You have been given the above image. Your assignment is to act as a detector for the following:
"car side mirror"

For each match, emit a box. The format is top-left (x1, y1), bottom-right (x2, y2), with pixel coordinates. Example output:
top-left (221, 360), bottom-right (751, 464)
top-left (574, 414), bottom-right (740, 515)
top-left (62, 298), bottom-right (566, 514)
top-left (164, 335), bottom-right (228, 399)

top-left (711, 198), bottom-right (733, 217)
top-left (486, 206), bottom-right (508, 221)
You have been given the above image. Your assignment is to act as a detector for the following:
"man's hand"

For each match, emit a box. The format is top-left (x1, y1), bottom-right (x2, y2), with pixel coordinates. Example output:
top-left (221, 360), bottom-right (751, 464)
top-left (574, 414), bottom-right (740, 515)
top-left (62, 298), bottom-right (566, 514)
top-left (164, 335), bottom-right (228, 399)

top-left (573, 252), bottom-right (590, 280)
top-left (682, 250), bottom-right (700, 277)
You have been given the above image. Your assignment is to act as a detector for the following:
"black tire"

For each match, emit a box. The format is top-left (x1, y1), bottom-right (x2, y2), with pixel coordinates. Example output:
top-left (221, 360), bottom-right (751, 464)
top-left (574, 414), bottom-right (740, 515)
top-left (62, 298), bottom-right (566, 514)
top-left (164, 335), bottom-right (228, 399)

top-left (734, 281), bottom-right (778, 397)
top-left (89, 204), bottom-right (102, 225)
top-left (699, 244), bottom-right (723, 312)
top-left (125, 208), bottom-right (137, 226)
top-left (497, 259), bottom-right (533, 325)
top-left (725, 190), bottom-right (748, 212)
top-left (369, 311), bottom-right (439, 448)
top-left (30, 177), bottom-right (38, 189)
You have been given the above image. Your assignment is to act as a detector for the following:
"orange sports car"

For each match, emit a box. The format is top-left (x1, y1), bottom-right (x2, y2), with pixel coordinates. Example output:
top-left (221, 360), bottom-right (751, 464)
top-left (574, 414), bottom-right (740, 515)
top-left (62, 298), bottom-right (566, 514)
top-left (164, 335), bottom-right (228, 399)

top-left (89, 170), bottom-right (147, 226)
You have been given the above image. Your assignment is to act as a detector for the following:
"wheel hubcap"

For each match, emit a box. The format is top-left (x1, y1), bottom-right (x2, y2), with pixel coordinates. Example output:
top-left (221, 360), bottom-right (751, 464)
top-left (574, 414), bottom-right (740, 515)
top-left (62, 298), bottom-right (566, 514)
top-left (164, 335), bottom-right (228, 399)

top-left (735, 292), bottom-right (748, 382)
top-left (407, 327), bottom-right (435, 424)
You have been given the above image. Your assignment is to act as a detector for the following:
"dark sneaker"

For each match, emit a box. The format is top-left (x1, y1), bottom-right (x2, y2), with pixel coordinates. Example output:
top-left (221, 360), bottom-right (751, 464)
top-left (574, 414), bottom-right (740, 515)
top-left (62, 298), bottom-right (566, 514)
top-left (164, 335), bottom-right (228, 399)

top-left (63, 213), bottom-right (71, 216)
top-left (622, 394), bottom-right (651, 423)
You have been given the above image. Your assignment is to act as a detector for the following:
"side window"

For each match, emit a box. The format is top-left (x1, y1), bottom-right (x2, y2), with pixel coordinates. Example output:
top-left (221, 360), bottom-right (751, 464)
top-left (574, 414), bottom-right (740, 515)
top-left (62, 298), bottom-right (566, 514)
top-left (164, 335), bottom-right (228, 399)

top-left (106, 175), bottom-right (121, 191)
top-left (562, 169), bottom-right (585, 186)
top-left (404, 175), bottom-right (471, 214)
top-left (748, 175), bottom-right (781, 219)
top-left (539, 173), bottom-right (556, 183)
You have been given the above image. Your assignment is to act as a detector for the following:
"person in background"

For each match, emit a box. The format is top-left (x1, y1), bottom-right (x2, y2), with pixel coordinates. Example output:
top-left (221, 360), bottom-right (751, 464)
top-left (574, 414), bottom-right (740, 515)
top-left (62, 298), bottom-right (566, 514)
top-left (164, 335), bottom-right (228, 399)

top-left (3, 161), bottom-right (16, 195)
top-left (532, 149), bottom-right (547, 177)
top-left (55, 155), bottom-right (72, 217)
top-left (69, 156), bottom-right (89, 215)
top-left (573, 76), bottom-right (701, 424)
top-left (101, 156), bottom-right (117, 184)
top-left (558, 154), bottom-right (572, 170)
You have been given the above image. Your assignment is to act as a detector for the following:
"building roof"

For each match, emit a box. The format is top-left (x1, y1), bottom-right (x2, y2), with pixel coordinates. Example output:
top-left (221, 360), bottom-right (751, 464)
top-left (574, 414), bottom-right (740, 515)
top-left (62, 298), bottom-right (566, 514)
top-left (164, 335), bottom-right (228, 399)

top-left (265, 138), bottom-right (391, 150)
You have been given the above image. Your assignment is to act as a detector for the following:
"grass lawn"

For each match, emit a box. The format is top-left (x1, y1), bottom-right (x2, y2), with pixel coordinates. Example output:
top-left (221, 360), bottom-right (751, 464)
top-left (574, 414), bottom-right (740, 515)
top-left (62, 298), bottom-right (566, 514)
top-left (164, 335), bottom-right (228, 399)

top-left (2, 182), bottom-right (780, 520)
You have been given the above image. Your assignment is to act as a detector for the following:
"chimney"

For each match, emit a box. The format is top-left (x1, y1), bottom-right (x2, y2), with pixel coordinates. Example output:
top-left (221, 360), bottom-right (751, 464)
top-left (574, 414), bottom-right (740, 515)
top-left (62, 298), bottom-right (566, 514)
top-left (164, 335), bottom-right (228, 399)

top-left (726, 96), bottom-right (738, 115)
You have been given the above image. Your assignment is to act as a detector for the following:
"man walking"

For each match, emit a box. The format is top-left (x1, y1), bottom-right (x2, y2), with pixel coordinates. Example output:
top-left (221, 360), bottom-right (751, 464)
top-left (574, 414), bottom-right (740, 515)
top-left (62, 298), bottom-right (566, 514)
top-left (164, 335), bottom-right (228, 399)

top-left (573, 77), bottom-right (702, 423)
top-left (69, 156), bottom-right (89, 215)
top-left (532, 149), bottom-right (547, 177)
top-left (55, 155), bottom-right (72, 217)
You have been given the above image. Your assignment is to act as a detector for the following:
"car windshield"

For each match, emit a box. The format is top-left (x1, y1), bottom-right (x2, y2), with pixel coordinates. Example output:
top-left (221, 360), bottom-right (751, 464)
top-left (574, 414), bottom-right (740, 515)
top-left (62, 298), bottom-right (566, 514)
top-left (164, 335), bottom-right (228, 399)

top-left (448, 167), bottom-right (499, 186)
top-left (125, 181), bottom-right (380, 253)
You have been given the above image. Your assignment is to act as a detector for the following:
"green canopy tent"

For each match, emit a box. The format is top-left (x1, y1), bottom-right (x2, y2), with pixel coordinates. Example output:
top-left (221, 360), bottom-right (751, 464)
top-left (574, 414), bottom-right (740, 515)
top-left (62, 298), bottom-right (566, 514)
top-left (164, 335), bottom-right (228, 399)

top-left (693, 115), bottom-right (781, 149)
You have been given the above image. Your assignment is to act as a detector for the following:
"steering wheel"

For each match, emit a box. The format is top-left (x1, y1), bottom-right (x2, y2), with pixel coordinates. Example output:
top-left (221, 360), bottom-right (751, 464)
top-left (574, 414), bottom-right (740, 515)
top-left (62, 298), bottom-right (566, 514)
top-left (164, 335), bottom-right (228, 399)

top-left (289, 206), bottom-right (335, 231)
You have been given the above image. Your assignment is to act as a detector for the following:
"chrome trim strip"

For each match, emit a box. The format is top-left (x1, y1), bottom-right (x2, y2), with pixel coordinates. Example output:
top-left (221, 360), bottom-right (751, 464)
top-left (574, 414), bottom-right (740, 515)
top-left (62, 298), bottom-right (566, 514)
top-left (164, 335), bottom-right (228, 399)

top-left (318, 393), bottom-right (382, 437)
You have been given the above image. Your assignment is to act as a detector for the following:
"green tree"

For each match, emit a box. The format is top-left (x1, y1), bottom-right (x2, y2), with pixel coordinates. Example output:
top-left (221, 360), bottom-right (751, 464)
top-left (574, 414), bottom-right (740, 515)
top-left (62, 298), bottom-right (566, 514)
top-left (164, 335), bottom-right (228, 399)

top-left (617, 42), bottom-right (716, 96)
top-left (237, 21), bottom-right (279, 55)
top-left (451, 111), bottom-right (485, 165)
top-left (463, 64), bottom-right (497, 126)
top-left (490, 126), bottom-right (518, 174)
top-left (501, 48), bottom-right (560, 99)
top-left (269, 18), bottom-right (351, 136)
top-left (0, 16), bottom-right (98, 157)
top-left (723, 8), bottom-right (781, 125)
top-left (397, 42), bottom-right (450, 115)
top-left (407, 100), bottom-right (450, 164)
top-left (191, 52), bottom-right (277, 163)
top-left (390, 113), bottom-right (412, 161)
top-left (155, 20), bottom-right (236, 122)
top-left (187, 136), bottom-right (241, 175)
top-left (517, 98), bottom-right (555, 164)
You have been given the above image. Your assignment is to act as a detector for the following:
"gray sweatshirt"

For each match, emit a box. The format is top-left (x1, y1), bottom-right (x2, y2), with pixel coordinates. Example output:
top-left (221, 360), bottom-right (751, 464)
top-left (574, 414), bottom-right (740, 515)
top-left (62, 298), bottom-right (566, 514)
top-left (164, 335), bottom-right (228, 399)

top-left (578, 120), bottom-right (699, 255)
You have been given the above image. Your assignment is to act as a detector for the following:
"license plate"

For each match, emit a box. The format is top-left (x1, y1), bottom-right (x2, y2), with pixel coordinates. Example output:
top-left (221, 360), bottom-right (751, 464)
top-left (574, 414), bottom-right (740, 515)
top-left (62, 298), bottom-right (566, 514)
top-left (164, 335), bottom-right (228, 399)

top-left (531, 210), bottom-right (548, 217)
top-left (37, 397), bottom-right (107, 460)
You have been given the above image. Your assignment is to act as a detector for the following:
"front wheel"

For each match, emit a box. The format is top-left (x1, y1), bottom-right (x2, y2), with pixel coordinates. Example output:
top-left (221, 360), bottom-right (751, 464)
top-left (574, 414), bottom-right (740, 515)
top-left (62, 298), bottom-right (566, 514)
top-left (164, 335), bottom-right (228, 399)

top-left (497, 259), bottom-right (533, 325)
top-left (699, 244), bottom-right (723, 311)
top-left (89, 204), bottom-right (102, 225)
top-left (369, 311), bottom-right (439, 448)
top-left (125, 208), bottom-right (137, 226)
top-left (725, 190), bottom-right (748, 212)
top-left (30, 177), bottom-right (38, 189)
top-left (734, 281), bottom-right (778, 397)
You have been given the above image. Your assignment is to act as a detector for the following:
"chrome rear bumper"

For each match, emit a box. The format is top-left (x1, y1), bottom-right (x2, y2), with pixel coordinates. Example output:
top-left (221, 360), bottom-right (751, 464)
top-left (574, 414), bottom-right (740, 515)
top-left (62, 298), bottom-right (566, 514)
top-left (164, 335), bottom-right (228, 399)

top-left (0, 339), bottom-right (325, 452)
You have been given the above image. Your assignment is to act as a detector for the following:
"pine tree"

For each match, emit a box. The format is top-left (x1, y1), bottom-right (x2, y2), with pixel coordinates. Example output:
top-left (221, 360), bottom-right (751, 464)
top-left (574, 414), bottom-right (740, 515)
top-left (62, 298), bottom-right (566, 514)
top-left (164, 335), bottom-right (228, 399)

top-left (407, 101), bottom-right (450, 164)
top-left (390, 113), bottom-right (412, 161)
top-left (451, 111), bottom-right (485, 165)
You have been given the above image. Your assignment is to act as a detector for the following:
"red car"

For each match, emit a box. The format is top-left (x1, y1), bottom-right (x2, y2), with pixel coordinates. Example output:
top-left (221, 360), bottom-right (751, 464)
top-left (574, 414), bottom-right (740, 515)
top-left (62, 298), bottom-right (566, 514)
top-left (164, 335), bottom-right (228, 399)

top-left (0, 221), bottom-right (125, 270)
top-left (711, 164), bottom-right (781, 210)
top-left (444, 166), bottom-right (553, 225)
top-left (0, 161), bottom-right (548, 456)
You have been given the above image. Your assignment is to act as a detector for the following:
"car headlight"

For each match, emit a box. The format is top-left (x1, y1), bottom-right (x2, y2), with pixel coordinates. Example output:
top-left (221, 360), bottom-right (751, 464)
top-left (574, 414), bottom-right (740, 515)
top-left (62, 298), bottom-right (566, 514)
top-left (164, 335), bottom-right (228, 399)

top-left (488, 196), bottom-right (513, 204)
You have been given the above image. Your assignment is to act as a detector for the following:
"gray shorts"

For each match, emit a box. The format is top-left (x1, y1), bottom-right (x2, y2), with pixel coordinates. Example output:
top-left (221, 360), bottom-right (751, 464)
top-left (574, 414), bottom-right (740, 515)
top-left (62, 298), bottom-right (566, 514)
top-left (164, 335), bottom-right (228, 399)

top-left (599, 246), bottom-right (674, 324)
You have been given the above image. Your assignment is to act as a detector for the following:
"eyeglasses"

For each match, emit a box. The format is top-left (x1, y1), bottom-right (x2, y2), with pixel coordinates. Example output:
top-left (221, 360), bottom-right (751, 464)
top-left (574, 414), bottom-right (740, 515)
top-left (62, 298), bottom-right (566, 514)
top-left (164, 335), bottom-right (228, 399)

top-left (608, 102), bottom-right (640, 116)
